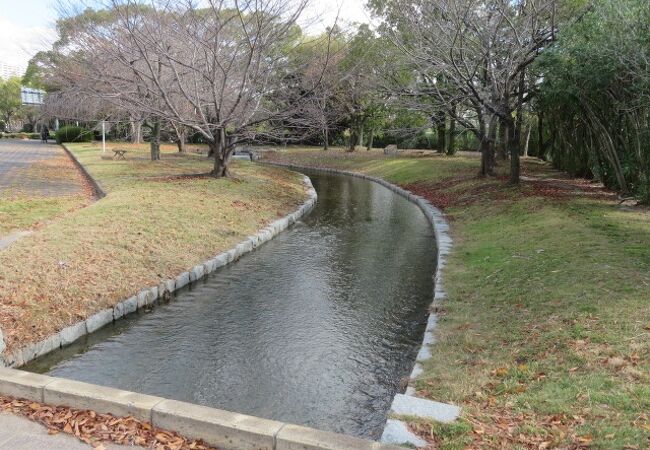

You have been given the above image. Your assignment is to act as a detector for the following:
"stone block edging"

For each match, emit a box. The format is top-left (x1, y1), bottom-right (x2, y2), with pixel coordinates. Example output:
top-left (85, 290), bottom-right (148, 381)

top-left (60, 144), bottom-right (107, 199)
top-left (262, 162), bottom-right (460, 447)
top-left (0, 368), bottom-right (405, 450)
top-left (0, 167), bottom-right (317, 368)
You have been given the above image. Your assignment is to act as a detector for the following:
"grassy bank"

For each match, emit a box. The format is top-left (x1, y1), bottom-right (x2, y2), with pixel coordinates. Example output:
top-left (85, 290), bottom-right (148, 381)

top-left (0, 143), bottom-right (307, 352)
top-left (265, 147), bottom-right (650, 449)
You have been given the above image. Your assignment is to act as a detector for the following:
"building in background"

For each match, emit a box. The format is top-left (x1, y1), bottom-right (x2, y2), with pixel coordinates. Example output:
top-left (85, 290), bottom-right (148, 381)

top-left (21, 87), bottom-right (45, 106)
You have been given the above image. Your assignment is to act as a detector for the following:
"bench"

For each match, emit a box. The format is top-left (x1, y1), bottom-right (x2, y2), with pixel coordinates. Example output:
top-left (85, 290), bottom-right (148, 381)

top-left (113, 149), bottom-right (128, 160)
top-left (384, 144), bottom-right (399, 155)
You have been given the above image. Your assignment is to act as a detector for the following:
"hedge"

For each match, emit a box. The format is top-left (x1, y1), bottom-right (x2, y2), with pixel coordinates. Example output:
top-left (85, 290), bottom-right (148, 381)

top-left (55, 126), bottom-right (93, 144)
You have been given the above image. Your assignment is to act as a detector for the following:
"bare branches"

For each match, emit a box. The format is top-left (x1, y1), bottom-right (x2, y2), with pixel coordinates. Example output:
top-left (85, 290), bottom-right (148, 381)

top-left (46, 0), bottom-right (335, 175)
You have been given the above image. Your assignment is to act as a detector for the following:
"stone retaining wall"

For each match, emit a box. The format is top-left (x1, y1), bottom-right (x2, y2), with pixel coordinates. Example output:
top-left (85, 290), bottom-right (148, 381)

top-left (0, 169), bottom-right (318, 368)
top-left (263, 162), bottom-right (460, 447)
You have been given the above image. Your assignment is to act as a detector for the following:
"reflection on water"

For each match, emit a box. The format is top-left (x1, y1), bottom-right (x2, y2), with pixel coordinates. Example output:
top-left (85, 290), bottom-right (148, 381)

top-left (25, 171), bottom-right (436, 439)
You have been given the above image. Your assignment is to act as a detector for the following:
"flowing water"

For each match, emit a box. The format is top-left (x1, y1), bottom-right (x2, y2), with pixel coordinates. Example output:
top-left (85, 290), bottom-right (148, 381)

top-left (25, 170), bottom-right (436, 439)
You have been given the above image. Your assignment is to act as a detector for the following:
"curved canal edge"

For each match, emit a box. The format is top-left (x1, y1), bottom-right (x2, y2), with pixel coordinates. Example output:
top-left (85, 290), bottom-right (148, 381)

top-left (0, 367), bottom-right (406, 450)
top-left (263, 162), bottom-right (461, 448)
top-left (0, 169), bottom-right (317, 368)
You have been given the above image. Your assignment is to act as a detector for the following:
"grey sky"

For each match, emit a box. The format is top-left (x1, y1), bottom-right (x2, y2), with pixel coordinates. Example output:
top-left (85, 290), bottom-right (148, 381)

top-left (0, 0), bottom-right (371, 74)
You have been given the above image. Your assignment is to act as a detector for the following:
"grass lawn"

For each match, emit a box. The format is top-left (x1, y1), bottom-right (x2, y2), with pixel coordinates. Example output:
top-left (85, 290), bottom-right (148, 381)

top-left (0, 142), bottom-right (307, 352)
top-left (265, 147), bottom-right (650, 450)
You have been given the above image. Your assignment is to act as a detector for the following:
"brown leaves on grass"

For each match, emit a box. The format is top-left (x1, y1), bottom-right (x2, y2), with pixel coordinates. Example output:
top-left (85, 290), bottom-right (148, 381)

top-left (0, 395), bottom-right (215, 450)
top-left (400, 163), bottom-right (618, 212)
top-left (410, 407), bottom-right (597, 450)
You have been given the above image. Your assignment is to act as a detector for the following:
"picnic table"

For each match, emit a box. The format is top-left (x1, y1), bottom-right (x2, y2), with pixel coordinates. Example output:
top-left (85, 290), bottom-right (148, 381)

top-left (113, 149), bottom-right (128, 160)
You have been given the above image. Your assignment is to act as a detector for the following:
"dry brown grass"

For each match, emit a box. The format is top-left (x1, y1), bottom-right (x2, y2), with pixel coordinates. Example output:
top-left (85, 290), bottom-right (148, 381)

top-left (0, 143), bottom-right (307, 351)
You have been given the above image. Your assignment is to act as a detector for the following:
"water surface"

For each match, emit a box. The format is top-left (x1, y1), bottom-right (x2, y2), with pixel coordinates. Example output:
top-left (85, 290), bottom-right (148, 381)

top-left (26, 171), bottom-right (436, 439)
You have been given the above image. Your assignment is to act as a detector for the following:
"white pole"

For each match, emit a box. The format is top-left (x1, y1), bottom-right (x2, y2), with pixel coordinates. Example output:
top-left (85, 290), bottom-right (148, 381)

top-left (102, 121), bottom-right (106, 153)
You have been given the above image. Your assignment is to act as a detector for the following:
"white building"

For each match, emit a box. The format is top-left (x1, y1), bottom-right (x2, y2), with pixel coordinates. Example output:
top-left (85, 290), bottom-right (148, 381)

top-left (21, 87), bottom-right (45, 105)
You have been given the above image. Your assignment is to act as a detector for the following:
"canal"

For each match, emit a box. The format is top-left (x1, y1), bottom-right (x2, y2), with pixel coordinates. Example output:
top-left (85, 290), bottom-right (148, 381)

top-left (25, 170), bottom-right (436, 439)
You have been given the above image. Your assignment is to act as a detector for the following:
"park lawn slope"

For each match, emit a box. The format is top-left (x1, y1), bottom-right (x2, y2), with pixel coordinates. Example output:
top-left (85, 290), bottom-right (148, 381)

top-left (0, 143), bottom-right (307, 352)
top-left (266, 148), bottom-right (650, 450)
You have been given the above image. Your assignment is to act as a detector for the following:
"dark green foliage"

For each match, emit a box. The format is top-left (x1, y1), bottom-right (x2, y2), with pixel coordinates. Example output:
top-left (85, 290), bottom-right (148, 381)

top-left (55, 126), bottom-right (93, 144)
top-left (537, 0), bottom-right (650, 201)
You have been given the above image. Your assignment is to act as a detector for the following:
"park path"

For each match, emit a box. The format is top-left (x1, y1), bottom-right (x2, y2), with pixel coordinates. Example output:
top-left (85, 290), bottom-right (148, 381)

top-left (0, 139), bottom-right (82, 196)
top-left (0, 139), bottom-right (86, 251)
top-left (0, 141), bottom-right (103, 445)
top-left (0, 412), bottom-right (136, 449)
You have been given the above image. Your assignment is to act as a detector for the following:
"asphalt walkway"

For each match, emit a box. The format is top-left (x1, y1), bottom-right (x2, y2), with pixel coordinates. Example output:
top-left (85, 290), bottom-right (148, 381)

top-left (0, 412), bottom-right (130, 449)
top-left (0, 139), bottom-right (81, 196)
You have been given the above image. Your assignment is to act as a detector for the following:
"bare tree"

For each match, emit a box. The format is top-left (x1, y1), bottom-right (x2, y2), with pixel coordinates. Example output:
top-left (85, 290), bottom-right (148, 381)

top-left (372, 0), bottom-right (558, 181)
top-left (52, 0), bottom-right (332, 176)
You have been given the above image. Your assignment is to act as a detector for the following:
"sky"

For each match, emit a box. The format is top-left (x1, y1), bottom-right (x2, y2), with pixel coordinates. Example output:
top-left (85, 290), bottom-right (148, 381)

top-left (0, 0), bottom-right (371, 75)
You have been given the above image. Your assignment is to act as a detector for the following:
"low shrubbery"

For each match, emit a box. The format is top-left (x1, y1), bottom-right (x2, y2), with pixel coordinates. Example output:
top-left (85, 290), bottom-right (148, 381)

top-left (55, 126), bottom-right (93, 144)
top-left (2, 132), bottom-right (31, 139)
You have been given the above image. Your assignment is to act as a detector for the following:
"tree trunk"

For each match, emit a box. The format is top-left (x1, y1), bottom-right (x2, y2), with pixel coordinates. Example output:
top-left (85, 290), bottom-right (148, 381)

top-left (537, 113), bottom-right (546, 160)
top-left (447, 110), bottom-right (456, 155)
top-left (210, 129), bottom-right (230, 178)
top-left (509, 71), bottom-right (526, 184)
top-left (150, 119), bottom-right (161, 161)
top-left (509, 123), bottom-right (520, 184)
top-left (359, 127), bottom-right (364, 149)
top-left (323, 127), bottom-right (329, 150)
top-left (498, 119), bottom-right (508, 160)
top-left (348, 127), bottom-right (359, 152)
top-left (524, 123), bottom-right (532, 157)
top-left (131, 120), bottom-right (142, 144)
top-left (367, 130), bottom-right (375, 151)
top-left (176, 136), bottom-right (186, 153)
top-left (175, 127), bottom-right (186, 153)
top-left (436, 112), bottom-right (446, 153)
top-left (480, 117), bottom-right (496, 176)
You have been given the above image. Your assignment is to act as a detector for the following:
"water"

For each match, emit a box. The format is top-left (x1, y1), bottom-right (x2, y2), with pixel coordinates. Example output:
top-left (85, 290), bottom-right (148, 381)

top-left (25, 171), bottom-right (436, 439)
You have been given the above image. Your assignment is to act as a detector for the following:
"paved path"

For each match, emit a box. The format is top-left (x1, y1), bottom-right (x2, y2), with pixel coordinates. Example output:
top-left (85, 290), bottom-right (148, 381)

top-left (0, 412), bottom-right (132, 449)
top-left (0, 139), bottom-right (81, 196)
top-left (0, 231), bottom-right (32, 251)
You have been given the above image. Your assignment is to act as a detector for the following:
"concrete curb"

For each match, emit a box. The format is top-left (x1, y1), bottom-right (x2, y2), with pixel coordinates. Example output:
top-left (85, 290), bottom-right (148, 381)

top-left (0, 368), bottom-right (405, 450)
top-left (0, 166), bottom-right (317, 368)
top-left (262, 162), bottom-right (460, 447)
top-left (60, 143), bottom-right (107, 199)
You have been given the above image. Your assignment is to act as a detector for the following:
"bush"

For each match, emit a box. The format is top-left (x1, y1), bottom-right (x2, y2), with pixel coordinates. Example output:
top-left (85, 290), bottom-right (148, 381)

top-left (29, 133), bottom-right (40, 140)
top-left (56, 126), bottom-right (93, 144)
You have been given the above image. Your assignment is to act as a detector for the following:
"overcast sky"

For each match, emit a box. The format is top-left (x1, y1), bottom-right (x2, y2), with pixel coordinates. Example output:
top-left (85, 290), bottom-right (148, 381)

top-left (0, 0), bottom-right (371, 73)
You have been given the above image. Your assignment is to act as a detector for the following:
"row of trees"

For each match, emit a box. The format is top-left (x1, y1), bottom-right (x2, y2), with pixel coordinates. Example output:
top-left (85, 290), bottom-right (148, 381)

top-left (537, 0), bottom-right (650, 199)
top-left (27, 0), bottom-right (650, 200)
top-left (35, 0), bottom-right (340, 175)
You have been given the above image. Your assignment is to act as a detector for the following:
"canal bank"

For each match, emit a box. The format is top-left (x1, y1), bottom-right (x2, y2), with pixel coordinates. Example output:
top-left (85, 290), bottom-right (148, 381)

top-left (0, 162), bottom-right (450, 448)
top-left (0, 174), bottom-right (317, 368)
top-left (0, 142), bottom-right (311, 359)
top-left (23, 169), bottom-right (447, 442)
top-left (262, 163), bottom-right (460, 447)
top-left (263, 148), bottom-right (650, 449)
